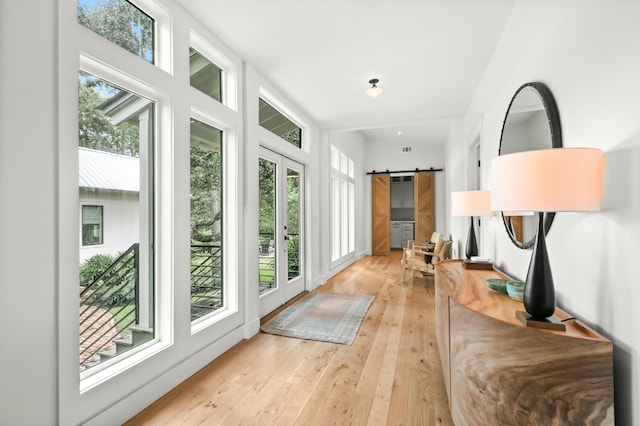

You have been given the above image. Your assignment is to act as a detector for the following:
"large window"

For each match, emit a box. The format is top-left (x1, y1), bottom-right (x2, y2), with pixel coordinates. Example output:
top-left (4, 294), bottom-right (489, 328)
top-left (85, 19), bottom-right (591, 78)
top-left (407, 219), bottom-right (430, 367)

top-left (331, 145), bottom-right (356, 263)
top-left (77, 0), bottom-right (155, 64)
top-left (190, 119), bottom-right (224, 322)
top-left (78, 70), bottom-right (155, 373)
top-left (259, 98), bottom-right (302, 148)
top-left (64, 0), bottom-right (241, 417)
top-left (82, 205), bottom-right (103, 246)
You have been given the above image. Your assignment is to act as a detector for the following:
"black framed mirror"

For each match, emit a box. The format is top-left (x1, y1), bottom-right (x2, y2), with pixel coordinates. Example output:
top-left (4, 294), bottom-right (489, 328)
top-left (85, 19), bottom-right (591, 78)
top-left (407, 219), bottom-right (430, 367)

top-left (498, 82), bottom-right (562, 249)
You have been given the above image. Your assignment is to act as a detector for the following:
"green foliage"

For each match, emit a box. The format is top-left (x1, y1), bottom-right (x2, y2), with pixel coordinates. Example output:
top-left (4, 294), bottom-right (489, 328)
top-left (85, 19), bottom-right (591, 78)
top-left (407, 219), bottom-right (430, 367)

top-left (77, 0), bottom-right (154, 63)
top-left (80, 253), bottom-right (116, 286)
top-left (80, 251), bottom-right (136, 307)
top-left (190, 143), bottom-right (222, 243)
top-left (78, 72), bottom-right (140, 156)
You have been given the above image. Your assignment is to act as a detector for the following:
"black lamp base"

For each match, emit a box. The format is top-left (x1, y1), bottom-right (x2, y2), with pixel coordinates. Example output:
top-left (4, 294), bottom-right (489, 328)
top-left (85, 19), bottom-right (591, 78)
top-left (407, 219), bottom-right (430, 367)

top-left (516, 311), bottom-right (566, 331)
top-left (465, 216), bottom-right (478, 259)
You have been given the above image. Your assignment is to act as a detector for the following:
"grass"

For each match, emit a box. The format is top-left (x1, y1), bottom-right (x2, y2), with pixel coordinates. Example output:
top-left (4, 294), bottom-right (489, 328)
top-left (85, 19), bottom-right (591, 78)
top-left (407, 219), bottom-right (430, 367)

top-left (259, 256), bottom-right (275, 284)
top-left (110, 304), bottom-right (136, 335)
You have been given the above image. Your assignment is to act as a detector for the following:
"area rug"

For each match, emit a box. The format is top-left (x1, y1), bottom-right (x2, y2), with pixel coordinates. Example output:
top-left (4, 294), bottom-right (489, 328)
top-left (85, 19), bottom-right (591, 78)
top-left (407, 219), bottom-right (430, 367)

top-left (261, 292), bottom-right (375, 345)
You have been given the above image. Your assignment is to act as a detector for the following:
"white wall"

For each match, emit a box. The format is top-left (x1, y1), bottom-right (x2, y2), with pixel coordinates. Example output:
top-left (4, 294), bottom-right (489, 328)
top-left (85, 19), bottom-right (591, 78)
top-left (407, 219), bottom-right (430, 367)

top-left (0, 1), bottom-right (58, 423)
top-left (364, 137), bottom-right (447, 253)
top-left (452, 1), bottom-right (640, 423)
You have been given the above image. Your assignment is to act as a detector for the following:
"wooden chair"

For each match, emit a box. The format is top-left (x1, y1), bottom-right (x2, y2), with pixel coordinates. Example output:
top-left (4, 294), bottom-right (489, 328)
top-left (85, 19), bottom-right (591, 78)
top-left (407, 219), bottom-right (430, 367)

top-left (401, 237), bottom-right (452, 282)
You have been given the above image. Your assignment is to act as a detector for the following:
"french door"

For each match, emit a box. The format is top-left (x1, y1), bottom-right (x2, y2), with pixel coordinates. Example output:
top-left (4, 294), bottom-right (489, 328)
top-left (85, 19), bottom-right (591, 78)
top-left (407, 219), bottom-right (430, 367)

top-left (258, 147), bottom-right (305, 317)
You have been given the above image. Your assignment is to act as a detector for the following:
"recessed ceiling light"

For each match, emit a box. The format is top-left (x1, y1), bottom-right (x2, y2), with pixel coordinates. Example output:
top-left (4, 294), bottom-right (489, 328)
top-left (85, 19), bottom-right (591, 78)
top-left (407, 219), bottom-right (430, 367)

top-left (397, 130), bottom-right (403, 136)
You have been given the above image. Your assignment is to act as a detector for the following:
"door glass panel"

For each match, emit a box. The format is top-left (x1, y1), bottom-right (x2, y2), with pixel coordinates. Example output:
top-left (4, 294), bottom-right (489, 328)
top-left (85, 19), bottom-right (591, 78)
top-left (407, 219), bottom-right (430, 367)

top-left (259, 158), bottom-right (277, 295)
top-left (287, 168), bottom-right (301, 281)
top-left (190, 119), bottom-right (223, 322)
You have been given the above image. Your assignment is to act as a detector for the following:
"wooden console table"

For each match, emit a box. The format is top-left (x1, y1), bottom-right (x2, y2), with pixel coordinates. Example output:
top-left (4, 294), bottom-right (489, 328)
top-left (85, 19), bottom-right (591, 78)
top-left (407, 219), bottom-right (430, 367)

top-left (434, 259), bottom-right (614, 425)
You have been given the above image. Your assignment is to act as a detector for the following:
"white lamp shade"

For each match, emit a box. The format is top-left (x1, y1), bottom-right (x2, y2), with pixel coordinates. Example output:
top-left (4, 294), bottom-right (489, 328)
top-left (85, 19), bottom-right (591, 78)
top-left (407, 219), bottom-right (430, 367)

top-left (451, 190), bottom-right (493, 216)
top-left (491, 148), bottom-right (604, 212)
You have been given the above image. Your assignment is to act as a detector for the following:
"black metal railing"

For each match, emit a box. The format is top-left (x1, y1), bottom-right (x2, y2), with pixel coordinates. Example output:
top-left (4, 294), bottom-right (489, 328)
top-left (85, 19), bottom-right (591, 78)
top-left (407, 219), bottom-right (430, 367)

top-left (79, 243), bottom-right (139, 369)
top-left (190, 243), bottom-right (223, 321)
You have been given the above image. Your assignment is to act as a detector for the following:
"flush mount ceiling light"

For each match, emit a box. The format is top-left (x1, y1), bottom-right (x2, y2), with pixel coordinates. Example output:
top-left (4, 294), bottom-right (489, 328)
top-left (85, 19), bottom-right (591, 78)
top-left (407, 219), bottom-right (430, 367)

top-left (366, 78), bottom-right (384, 97)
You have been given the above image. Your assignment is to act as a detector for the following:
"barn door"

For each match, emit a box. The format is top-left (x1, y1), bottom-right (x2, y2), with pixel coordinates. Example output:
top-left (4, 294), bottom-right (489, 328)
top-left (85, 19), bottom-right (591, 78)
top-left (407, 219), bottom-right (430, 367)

top-left (414, 172), bottom-right (435, 242)
top-left (371, 174), bottom-right (390, 256)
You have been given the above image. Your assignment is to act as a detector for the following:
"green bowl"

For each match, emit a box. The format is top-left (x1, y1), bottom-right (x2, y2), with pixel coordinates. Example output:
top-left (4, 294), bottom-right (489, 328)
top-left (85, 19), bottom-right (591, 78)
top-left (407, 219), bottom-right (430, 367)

top-left (485, 278), bottom-right (508, 293)
top-left (506, 280), bottom-right (525, 301)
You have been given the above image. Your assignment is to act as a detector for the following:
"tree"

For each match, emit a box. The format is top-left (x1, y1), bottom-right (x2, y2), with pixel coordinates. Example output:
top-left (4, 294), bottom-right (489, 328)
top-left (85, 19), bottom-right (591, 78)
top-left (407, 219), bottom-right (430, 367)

top-left (77, 0), bottom-right (153, 63)
top-left (78, 72), bottom-right (140, 157)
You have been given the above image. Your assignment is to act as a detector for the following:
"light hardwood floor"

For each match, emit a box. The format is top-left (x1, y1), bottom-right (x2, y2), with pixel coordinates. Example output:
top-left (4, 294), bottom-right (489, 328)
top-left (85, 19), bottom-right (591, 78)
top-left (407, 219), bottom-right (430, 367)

top-left (125, 252), bottom-right (453, 425)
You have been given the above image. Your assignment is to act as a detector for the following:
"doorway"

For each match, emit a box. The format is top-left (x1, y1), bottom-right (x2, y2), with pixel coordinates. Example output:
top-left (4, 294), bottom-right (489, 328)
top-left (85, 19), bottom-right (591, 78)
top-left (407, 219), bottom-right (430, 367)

top-left (258, 147), bottom-right (305, 317)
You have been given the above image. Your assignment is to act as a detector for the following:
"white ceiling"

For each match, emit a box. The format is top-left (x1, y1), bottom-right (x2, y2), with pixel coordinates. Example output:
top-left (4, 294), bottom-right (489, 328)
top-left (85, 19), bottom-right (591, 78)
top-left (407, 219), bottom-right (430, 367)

top-left (176, 0), bottom-right (516, 145)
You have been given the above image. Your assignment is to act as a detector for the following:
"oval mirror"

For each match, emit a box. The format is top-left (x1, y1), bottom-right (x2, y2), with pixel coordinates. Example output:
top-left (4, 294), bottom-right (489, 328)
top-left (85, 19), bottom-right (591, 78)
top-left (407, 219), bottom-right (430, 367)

top-left (498, 82), bottom-right (562, 249)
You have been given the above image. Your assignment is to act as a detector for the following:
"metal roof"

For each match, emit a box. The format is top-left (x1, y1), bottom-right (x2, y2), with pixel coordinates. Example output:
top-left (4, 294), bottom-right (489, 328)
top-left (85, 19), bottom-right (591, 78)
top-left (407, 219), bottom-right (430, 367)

top-left (79, 147), bottom-right (139, 192)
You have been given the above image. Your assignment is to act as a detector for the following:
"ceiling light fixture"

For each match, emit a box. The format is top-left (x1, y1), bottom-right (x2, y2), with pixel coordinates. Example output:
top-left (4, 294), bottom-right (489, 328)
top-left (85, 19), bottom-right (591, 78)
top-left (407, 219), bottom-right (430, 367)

top-left (366, 78), bottom-right (384, 97)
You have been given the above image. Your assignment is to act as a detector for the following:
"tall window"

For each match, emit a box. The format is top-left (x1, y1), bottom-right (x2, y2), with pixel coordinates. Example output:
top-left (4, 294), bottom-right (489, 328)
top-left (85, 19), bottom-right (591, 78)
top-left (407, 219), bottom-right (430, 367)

top-left (259, 98), bottom-right (302, 148)
top-left (330, 145), bottom-right (356, 263)
top-left (77, 70), bottom-right (155, 372)
top-left (190, 119), bottom-right (224, 322)
top-left (77, 0), bottom-right (154, 64)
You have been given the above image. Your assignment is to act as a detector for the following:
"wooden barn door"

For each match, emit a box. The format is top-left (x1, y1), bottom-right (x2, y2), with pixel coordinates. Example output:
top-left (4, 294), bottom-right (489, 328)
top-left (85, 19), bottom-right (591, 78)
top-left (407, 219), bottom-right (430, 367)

top-left (371, 174), bottom-right (390, 256)
top-left (414, 172), bottom-right (435, 242)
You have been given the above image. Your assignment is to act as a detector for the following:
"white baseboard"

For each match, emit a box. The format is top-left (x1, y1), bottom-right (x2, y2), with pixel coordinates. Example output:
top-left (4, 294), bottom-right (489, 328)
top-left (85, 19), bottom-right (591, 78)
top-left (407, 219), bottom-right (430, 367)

top-left (85, 328), bottom-right (245, 426)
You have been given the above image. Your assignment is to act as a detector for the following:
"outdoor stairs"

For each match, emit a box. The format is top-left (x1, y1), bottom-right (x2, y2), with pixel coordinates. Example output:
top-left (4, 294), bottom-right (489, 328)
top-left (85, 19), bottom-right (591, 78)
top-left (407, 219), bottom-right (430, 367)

top-left (93, 326), bottom-right (154, 365)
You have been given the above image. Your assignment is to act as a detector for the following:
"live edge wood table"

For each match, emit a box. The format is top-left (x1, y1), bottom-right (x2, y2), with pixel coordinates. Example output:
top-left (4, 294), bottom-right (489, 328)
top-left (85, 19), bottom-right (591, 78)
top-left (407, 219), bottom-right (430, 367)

top-left (434, 259), bottom-right (614, 425)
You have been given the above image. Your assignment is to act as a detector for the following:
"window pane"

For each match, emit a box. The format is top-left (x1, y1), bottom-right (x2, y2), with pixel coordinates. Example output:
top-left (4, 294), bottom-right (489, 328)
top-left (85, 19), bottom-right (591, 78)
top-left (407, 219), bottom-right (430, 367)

top-left (348, 183), bottom-right (355, 252)
top-left (259, 98), bottom-right (302, 148)
top-left (78, 71), bottom-right (155, 371)
top-left (190, 119), bottom-right (224, 322)
top-left (348, 158), bottom-right (355, 179)
top-left (287, 168), bottom-right (301, 281)
top-left (77, 0), bottom-right (155, 64)
top-left (331, 145), bottom-right (339, 170)
top-left (340, 153), bottom-right (348, 175)
top-left (82, 205), bottom-right (104, 246)
top-left (258, 158), bottom-right (277, 295)
top-left (341, 180), bottom-right (348, 257)
top-left (331, 177), bottom-right (340, 262)
top-left (189, 48), bottom-right (222, 102)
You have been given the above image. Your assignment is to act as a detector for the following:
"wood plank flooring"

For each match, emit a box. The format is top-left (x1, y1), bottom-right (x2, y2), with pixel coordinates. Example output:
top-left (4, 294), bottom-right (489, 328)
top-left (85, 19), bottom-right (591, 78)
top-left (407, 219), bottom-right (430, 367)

top-left (125, 252), bottom-right (453, 425)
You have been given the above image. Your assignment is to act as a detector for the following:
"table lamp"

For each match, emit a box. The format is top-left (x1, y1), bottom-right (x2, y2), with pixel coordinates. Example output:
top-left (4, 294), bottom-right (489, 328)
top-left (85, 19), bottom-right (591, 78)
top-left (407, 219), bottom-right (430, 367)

top-left (451, 190), bottom-right (493, 259)
top-left (491, 148), bottom-right (604, 328)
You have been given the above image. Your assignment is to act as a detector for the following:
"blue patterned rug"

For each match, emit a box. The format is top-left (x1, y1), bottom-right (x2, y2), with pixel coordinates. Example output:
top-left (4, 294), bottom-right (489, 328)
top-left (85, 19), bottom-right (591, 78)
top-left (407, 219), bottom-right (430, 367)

top-left (261, 292), bottom-right (375, 345)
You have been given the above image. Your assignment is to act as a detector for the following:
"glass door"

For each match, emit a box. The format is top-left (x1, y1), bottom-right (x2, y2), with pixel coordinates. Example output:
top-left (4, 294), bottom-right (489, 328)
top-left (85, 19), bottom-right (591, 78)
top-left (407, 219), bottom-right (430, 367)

top-left (258, 147), bottom-right (305, 317)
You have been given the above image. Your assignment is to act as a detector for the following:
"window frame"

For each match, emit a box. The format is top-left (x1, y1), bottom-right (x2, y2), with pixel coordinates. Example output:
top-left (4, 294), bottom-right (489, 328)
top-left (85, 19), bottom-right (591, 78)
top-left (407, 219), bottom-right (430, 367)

top-left (81, 204), bottom-right (104, 247)
top-left (59, 0), bottom-right (243, 422)
top-left (330, 145), bottom-right (356, 266)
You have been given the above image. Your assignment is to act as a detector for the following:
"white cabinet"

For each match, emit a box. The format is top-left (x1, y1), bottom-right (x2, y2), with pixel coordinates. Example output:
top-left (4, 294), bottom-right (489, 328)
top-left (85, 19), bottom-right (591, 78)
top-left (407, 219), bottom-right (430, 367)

top-left (401, 223), bottom-right (414, 248)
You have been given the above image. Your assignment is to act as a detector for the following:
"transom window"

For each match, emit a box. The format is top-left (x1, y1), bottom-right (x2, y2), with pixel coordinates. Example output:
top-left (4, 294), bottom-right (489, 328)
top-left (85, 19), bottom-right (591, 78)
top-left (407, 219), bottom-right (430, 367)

top-left (259, 98), bottom-right (302, 148)
top-left (77, 0), bottom-right (155, 64)
top-left (190, 48), bottom-right (223, 103)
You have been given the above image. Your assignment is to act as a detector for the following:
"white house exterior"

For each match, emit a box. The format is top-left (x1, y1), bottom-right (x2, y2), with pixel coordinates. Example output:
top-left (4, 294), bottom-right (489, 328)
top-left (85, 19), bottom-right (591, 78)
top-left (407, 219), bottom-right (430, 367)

top-left (79, 147), bottom-right (140, 262)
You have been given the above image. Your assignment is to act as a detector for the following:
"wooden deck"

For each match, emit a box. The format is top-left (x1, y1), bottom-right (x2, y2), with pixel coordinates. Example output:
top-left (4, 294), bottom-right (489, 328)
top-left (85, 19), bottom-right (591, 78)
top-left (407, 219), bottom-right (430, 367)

top-left (125, 252), bottom-right (453, 425)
